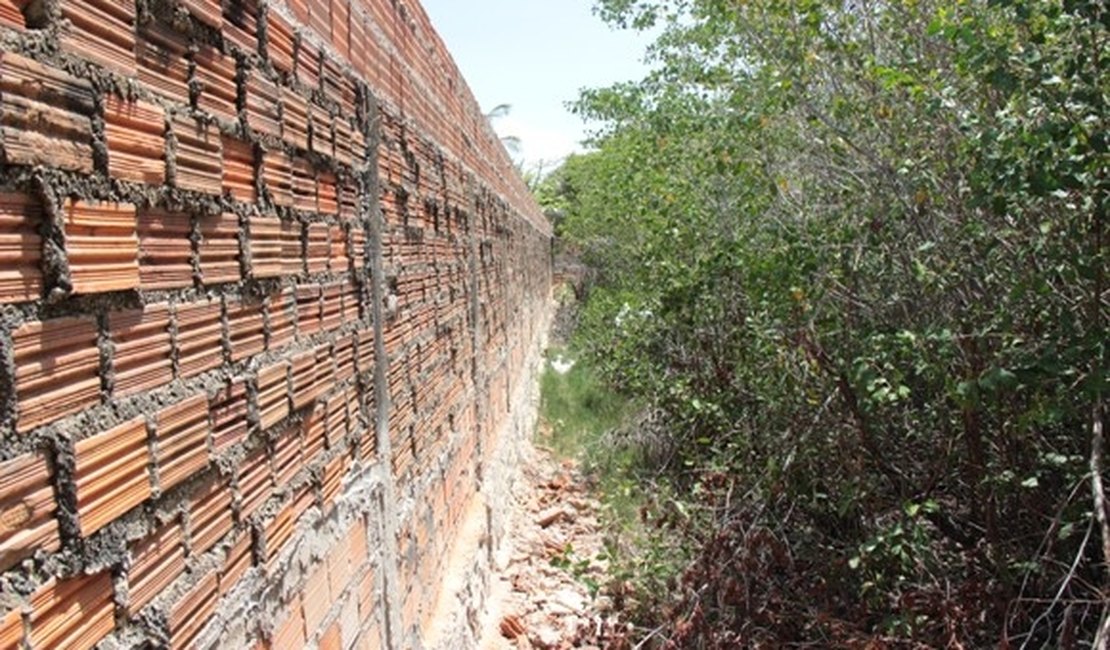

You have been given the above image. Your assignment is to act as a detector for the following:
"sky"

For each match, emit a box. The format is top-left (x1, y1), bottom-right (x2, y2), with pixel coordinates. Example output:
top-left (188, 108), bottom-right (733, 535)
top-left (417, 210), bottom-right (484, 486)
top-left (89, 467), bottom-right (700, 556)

top-left (419, 0), bottom-right (655, 171)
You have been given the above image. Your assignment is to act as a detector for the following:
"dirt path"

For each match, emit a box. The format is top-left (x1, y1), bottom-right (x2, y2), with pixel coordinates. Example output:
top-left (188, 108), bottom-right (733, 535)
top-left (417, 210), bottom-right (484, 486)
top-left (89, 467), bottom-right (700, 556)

top-left (478, 440), bottom-right (620, 649)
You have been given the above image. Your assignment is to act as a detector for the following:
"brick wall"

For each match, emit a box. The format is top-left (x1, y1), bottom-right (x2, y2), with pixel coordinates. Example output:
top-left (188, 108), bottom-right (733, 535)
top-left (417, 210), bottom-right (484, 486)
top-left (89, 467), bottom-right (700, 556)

top-left (0, 0), bottom-right (552, 648)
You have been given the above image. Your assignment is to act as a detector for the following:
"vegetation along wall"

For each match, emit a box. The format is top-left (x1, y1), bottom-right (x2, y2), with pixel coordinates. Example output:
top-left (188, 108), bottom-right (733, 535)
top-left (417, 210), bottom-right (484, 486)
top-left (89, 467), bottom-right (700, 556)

top-left (0, 0), bottom-right (553, 648)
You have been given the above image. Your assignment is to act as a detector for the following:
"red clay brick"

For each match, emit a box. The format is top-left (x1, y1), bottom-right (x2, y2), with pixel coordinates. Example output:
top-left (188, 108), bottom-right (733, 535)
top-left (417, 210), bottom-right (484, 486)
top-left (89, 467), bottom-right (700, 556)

top-left (171, 113), bottom-right (223, 195)
top-left (194, 45), bottom-right (238, 122)
top-left (220, 530), bottom-right (252, 595)
top-left (272, 595), bottom-right (305, 648)
top-left (155, 394), bottom-right (210, 493)
top-left (223, 0), bottom-right (259, 54)
top-left (226, 298), bottom-right (265, 362)
top-left (302, 561), bottom-right (331, 637)
top-left (330, 225), bottom-right (350, 274)
top-left (174, 299), bottom-right (224, 379)
top-left (110, 304), bottom-right (172, 398)
top-left (324, 390), bottom-right (349, 449)
top-left (246, 72), bottom-right (281, 138)
top-left (256, 361), bottom-right (290, 430)
top-left (307, 0), bottom-right (329, 41)
top-left (319, 172), bottom-right (339, 216)
top-left (335, 336), bottom-right (355, 384)
top-left (321, 451), bottom-right (348, 510)
top-left (0, 607), bottom-right (20, 649)
top-left (211, 377), bottom-right (249, 453)
top-left (12, 316), bottom-right (101, 433)
top-left (196, 212), bottom-right (241, 285)
top-left (0, 53), bottom-right (95, 173)
top-left (128, 521), bottom-right (184, 615)
top-left (351, 226), bottom-right (367, 270)
top-left (292, 156), bottom-right (317, 213)
top-left (295, 285), bottom-right (323, 339)
top-left (64, 199), bottom-right (140, 295)
top-left (331, 0), bottom-right (350, 56)
top-left (271, 424), bottom-right (302, 488)
top-left (309, 104), bottom-right (331, 157)
top-left (137, 19), bottom-right (190, 105)
top-left (319, 621), bottom-right (341, 650)
top-left (137, 207), bottom-right (194, 290)
top-left (306, 223), bottom-right (329, 274)
top-left (170, 569), bottom-right (218, 649)
top-left (29, 572), bottom-right (114, 650)
top-left (267, 290), bottom-right (295, 351)
top-left (181, 0), bottom-right (221, 29)
top-left (0, 452), bottom-right (59, 573)
top-left (222, 136), bottom-right (257, 203)
top-left (321, 282), bottom-right (343, 332)
top-left (265, 10), bottom-right (294, 74)
top-left (295, 38), bottom-right (321, 91)
top-left (282, 89), bottom-right (310, 151)
top-left (104, 96), bottom-right (165, 184)
top-left (262, 149), bottom-right (293, 207)
top-left (0, 192), bottom-right (43, 304)
top-left (0, 1), bottom-right (24, 30)
top-left (74, 416), bottom-right (151, 536)
top-left (237, 446), bottom-right (272, 521)
top-left (303, 402), bottom-right (326, 464)
top-left (248, 215), bottom-right (299, 279)
top-left (321, 58), bottom-right (343, 107)
top-left (187, 474), bottom-right (232, 556)
top-left (59, 0), bottom-right (136, 75)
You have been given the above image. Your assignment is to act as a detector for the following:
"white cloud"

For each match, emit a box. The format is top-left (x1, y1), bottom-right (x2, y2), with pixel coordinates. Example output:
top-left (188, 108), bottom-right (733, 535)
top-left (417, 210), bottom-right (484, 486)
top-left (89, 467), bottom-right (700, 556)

top-left (492, 115), bottom-right (580, 170)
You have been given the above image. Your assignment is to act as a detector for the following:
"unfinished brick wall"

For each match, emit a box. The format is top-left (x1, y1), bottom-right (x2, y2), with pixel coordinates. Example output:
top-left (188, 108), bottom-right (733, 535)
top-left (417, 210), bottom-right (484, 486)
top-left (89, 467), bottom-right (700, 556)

top-left (0, 0), bottom-right (552, 648)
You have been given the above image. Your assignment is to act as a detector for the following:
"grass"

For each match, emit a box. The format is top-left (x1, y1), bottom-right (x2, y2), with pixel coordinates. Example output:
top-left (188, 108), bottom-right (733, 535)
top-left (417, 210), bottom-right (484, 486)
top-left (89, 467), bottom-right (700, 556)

top-left (539, 347), bottom-right (629, 458)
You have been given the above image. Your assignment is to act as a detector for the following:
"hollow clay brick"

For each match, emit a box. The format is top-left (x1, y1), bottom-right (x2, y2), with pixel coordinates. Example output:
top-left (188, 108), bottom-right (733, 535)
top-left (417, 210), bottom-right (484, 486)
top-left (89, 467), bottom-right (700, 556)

top-left (63, 199), bottom-right (140, 295)
top-left (170, 569), bottom-right (218, 649)
top-left (0, 452), bottom-right (60, 573)
top-left (180, 0), bottom-right (221, 29)
top-left (210, 377), bottom-right (249, 454)
top-left (246, 73), bottom-right (281, 138)
top-left (104, 96), bottom-right (165, 185)
top-left (29, 572), bottom-right (114, 650)
top-left (171, 113), bottom-right (223, 195)
top-left (220, 530), bottom-right (252, 596)
top-left (266, 10), bottom-right (294, 74)
top-left (110, 304), bottom-right (172, 398)
top-left (155, 394), bottom-right (210, 493)
top-left (127, 522), bottom-right (184, 615)
top-left (174, 299), bottom-right (224, 379)
top-left (223, 0), bottom-right (259, 54)
top-left (59, 0), bottom-right (136, 75)
top-left (248, 216), bottom-right (299, 279)
top-left (137, 207), bottom-right (193, 290)
top-left (0, 53), bottom-right (95, 173)
top-left (262, 149), bottom-right (294, 207)
top-left (12, 316), bottom-right (100, 433)
top-left (137, 19), bottom-right (190, 105)
top-left (236, 446), bottom-right (271, 522)
top-left (194, 45), bottom-right (238, 123)
top-left (0, 192), bottom-right (44, 304)
top-left (256, 361), bottom-right (290, 431)
top-left (187, 474), bottom-right (232, 556)
top-left (222, 136), bottom-right (257, 203)
top-left (74, 416), bottom-right (151, 536)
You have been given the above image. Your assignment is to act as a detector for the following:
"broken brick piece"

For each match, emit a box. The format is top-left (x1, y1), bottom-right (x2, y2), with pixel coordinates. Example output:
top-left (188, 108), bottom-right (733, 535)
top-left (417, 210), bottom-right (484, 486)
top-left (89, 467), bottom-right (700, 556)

top-left (0, 192), bottom-right (44, 304)
top-left (171, 113), bottom-right (223, 195)
top-left (137, 207), bottom-right (194, 290)
top-left (110, 304), bottom-right (173, 398)
top-left (222, 136), bottom-right (257, 203)
top-left (29, 572), bottom-right (114, 650)
top-left (12, 316), bottom-right (101, 433)
top-left (64, 199), bottom-right (140, 295)
top-left (0, 452), bottom-right (60, 573)
top-left (197, 212), bottom-right (241, 285)
top-left (170, 569), bottom-right (218, 649)
top-left (155, 394), bottom-right (210, 493)
top-left (128, 522), bottom-right (184, 615)
top-left (174, 299), bottom-right (224, 379)
top-left (187, 474), bottom-right (232, 556)
top-left (194, 45), bottom-right (238, 123)
top-left (104, 96), bottom-right (165, 184)
top-left (59, 0), bottom-right (136, 75)
top-left (0, 53), bottom-right (95, 173)
top-left (74, 416), bottom-right (152, 536)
